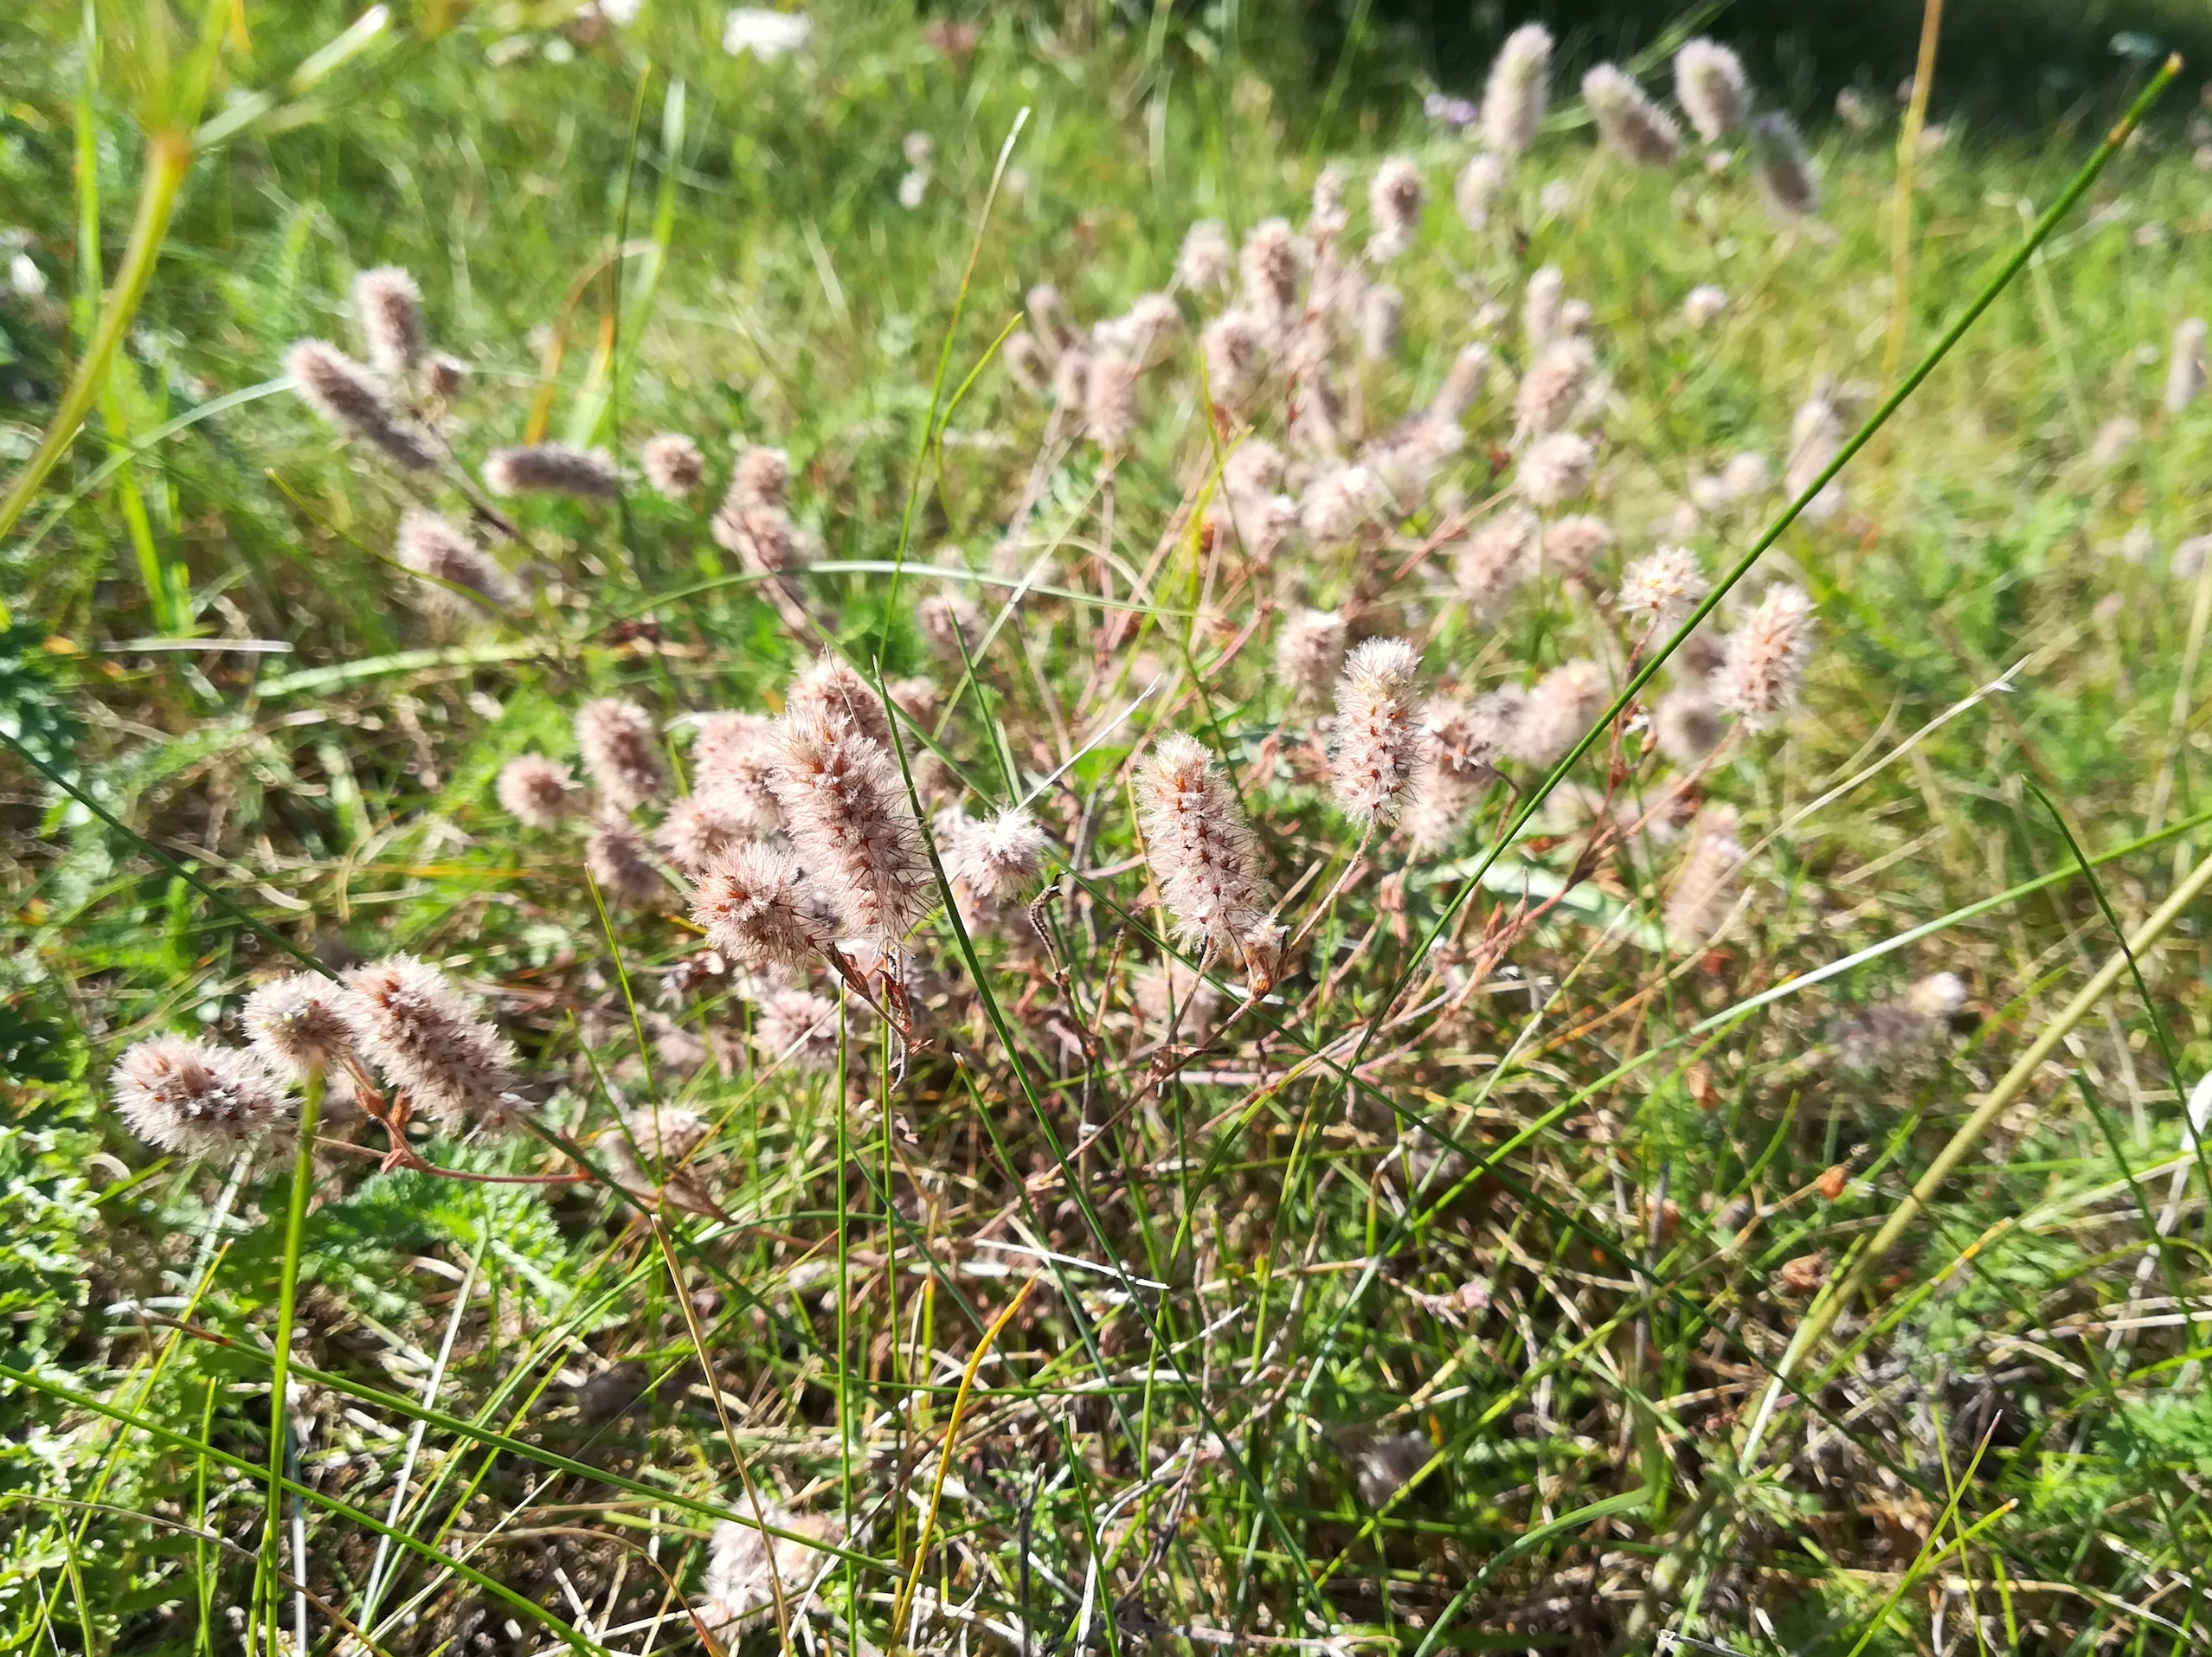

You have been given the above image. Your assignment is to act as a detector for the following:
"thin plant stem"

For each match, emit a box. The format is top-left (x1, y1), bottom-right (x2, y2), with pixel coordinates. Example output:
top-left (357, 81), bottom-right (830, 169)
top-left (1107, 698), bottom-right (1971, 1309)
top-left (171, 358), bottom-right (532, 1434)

top-left (260, 1069), bottom-right (323, 1657)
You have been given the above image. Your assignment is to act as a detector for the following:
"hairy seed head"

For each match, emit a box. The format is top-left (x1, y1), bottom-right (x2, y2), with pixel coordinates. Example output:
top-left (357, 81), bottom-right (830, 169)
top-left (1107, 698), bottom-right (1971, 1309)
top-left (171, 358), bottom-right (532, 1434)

top-left (641, 432), bottom-right (707, 498)
top-left (1584, 64), bottom-right (1683, 165)
top-left (286, 339), bottom-right (437, 471)
top-left (1714, 583), bottom-right (1816, 726)
top-left (339, 955), bottom-right (518, 1133)
top-left (1329, 637), bottom-right (1424, 826)
top-left (242, 975), bottom-right (356, 1080)
top-left (1510, 658), bottom-right (1610, 767)
top-left (111, 1036), bottom-right (291, 1158)
top-left (768, 708), bottom-right (934, 947)
top-left (1482, 23), bottom-right (1553, 158)
top-left (396, 510), bottom-right (516, 616)
top-left (497, 755), bottom-right (579, 829)
top-left (353, 267), bottom-right (428, 380)
top-left (575, 697), bottom-right (666, 812)
top-left (689, 840), bottom-right (828, 972)
top-left (484, 443), bottom-right (620, 498)
top-left (1674, 38), bottom-right (1752, 144)
top-left (1135, 734), bottom-right (1278, 978)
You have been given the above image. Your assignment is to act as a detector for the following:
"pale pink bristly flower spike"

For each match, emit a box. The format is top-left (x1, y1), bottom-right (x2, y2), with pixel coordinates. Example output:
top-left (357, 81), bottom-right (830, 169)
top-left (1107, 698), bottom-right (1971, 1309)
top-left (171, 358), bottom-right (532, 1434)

top-left (1277, 608), bottom-right (1348, 703)
top-left (1674, 38), bottom-right (1752, 144)
top-left (944, 806), bottom-right (1048, 904)
top-left (1665, 804), bottom-right (1744, 950)
top-left (497, 755), bottom-right (579, 829)
top-left (690, 712), bottom-right (784, 832)
top-left (1454, 505), bottom-right (1539, 619)
top-left (1177, 219), bottom-right (1233, 292)
top-left (1510, 659), bottom-right (1610, 767)
top-left (1482, 23), bottom-right (1553, 159)
top-left (750, 990), bottom-right (842, 1073)
top-left (1405, 693), bottom-right (1512, 853)
top-left (587, 817), bottom-right (665, 909)
top-left (1584, 64), bottom-right (1683, 165)
top-left (575, 697), bottom-right (666, 812)
top-left (483, 442), bottom-right (620, 498)
top-left (767, 707), bottom-right (935, 947)
top-left (111, 1036), bottom-right (292, 1158)
top-left (1456, 152), bottom-right (1505, 230)
top-left (243, 975), bottom-right (355, 1080)
top-left (1329, 637), bottom-right (1423, 827)
top-left (785, 653), bottom-right (896, 751)
top-left (1085, 349), bottom-right (1138, 454)
top-left (1366, 157), bottom-right (1426, 260)
top-left (689, 841), bottom-right (829, 972)
top-left (641, 433), bottom-right (707, 498)
top-left (1714, 583), bottom-right (1816, 726)
top-left (353, 267), bottom-right (428, 380)
top-left (1617, 545), bottom-right (1709, 632)
top-left (396, 510), bottom-right (516, 616)
top-left (1136, 734), bottom-right (1280, 984)
top-left (286, 339), bottom-right (438, 471)
top-left (1518, 431), bottom-right (1596, 508)
top-left (1750, 112), bottom-right (1821, 218)
top-left (655, 792), bottom-right (756, 875)
top-left (338, 955), bottom-right (519, 1133)
top-left (1514, 338), bottom-right (1596, 438)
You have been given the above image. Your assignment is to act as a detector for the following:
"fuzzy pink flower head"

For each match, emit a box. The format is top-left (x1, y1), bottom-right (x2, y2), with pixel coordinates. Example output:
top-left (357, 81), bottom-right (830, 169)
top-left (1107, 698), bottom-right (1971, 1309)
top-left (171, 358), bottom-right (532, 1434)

top-left (1085, 349), bottom-right (1138, 454)
top-left (700, 1506), bottom-right (844, 1635)
top-left (945, 806), bottom-right (1048, 905)
top-left (690, 713), bottom-right (784, 833)
top-left (1517, 431), bottom-right (1596, 508)
top-left (641, 433), bottom-right (707, 498)
top-left (1514, 338), bottom-right (1597, 440)
top-left (768, 708), bottom-right (934, 947)
top-left (1653, 685), bottom-right (1724, 766)
top-left (1543, 514), bottom-right (1614, 579)
top-left (1277, 608), bottom-right (1348, 703)
top-left (786, 654), bottom-right (896, 751)
top-left (1360, 284), bottom-right (1404, 363)
top-left (1454, 505), bottom-right (1540, 618)
top-left (1176, 219), bottom-right (1233, 292)
top-left (1432, 344), bottom-right (1493, 424)
top-left (497, 755), bottom-right (579, 829)
top-left (1617, 545), bottom-right (1708, 630)
top-left (750, 990), bottom-right (842, 1073)
top-left (1714, 583), bottom-right (1816, 726)
top-left (483, 442), bottom-right (620, 498)
top-left (1239, 218), bottom-right (1309, 324)
top-left (1300, 464), bottom-right (1389, 544)
top-left (1366, 157), bottom-right (1426, 260)
top-left (1674, 38), bottom-right (1751, 144)
top-left (242, 974), bottom-right (355, 1080)
top-left (1510, 658), bottom-right (1611, 767)
top-left (1583, 64), bottom-right (1683, 166)
top-left (338, 955), bottom-right (519, 1133)
top-left (917, 588), bottom-right (984, 663)
top-left (587, 816), bottom-right (665, 909)
top-left (1523, 266), bottom-right (1565, 355)
top-left (1202, 310), bottom-right (1269, 400)
top-left (1135, 734), bottom-right (1277, 979)
top-left (286, 339), bottom-right (436, 471)
top-left (689, 840), bottom-right (828, 972)
top-left (1750, 112), bottom-right (1820, 218)
top-left (731, 445), bottom-right (791, 511)
top-left (396, 510), bottom-right (516, 616)
top-left (575, 697), bottom-right (666, 812)
top-left (655, 790), bottom-right (758, 876)
top-left (1456, 152), bottom-right (1505, 230)
top-left (1482, 22), bottom-right (1553, 158)
top-left (354, 267), bottom-right (428, 380)
top-left (1666, 804), bottom-right (1744, 951)
top-left (112, 1036), bottom-right (291, 1157)
top-left (1330, 637), bottom-right (1423, 826)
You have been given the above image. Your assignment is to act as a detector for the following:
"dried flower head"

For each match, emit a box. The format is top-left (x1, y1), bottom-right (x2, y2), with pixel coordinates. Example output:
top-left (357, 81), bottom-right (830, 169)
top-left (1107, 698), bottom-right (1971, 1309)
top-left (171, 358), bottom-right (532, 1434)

top-left (2168, 318), bottom-right (2208, 413)
top-left (641, 432), bottom-right (706, 498)
top-left (497, 755), bottom-right (579, 829)
top-left (768, 708), bottom-right (934, 947)
top-left (690, 841), bottom-right (828, 972)
top-left (1177, 219), bottom-right (1233, 292)
top-left (586, 816), bottom-right (665, 909)
top-left (111, 1036), bottom-right (290, 1157)
top-left (1301, 464), bottom-right (1388, 543)
top-left (701, 1506), bottom-right (843, 1634)
top-left (656, 791), bottom-right (756, 875)
top-left (1518, 431), bottom-right (1596, 508)
top-left (1674, 39), bottom-right (1751, 144)
top-left (786, 653), bottom-right (897, 751)
top-left (1750, 112), bottom-right (1820, 218)
top-left (1714, 583), bottom-right (1816, 726)
top-left (484, 443), bottom-right (620, 498)
top-left (944, 806), bottom-right (1048, 904)
top-left (1454, 505), bottom-right (1540, 618)
top-left (1456, 152), bottom-right (1506, 230)
top-left (1584, 64), bottom-right (1683, 165)
top-left (1665, 803), bottom-right (1743, 951)
top-left (1617, 545), bottom-right (1708, 630)
top-left (1330, 637), bottom-right (1423, 826)
top-left (751, 990), bottom-right (841, 1072)
top-left (1085, 349), bottom-right (1138, 453)
top-left (1653, 685), bottom-right (1724, 765)
top-left (1514, 338), bottom-right (1596, 438)
top-left (1482, 23), bottom-right (1553, 159)
top-left (286, 339), bottom-right (437, 472)
top-left (1542, 514), bottom-right (1613, 579)
top-left (689, 713), bottom-right (783, 833)
top-left (1523, 266), bottom-right (1564, 355)
top-left (242, 974), bottom-right (355, 1080)
top-left (575, 697), bottom-right (666, 812)
top-left (1360, 284), bottom-right (1404, 363)
top-left (1201, 309), bottom-right (1268, 400)
top-left (1277, 607), bottom-right (1348, 703)
top-left (354, 267), bottom-right (428, 381)
top-left (340, 955), bottom-right (519, 1132)
top-left (1511, 658), bottom-right (1610, 767)
top-left (1240, 218), bottom-right (1308, 324)
top-left (1405, 693), bottom-right (1511, 852)
top-left (1722, 451), bottom-right (1772, 499)
top-left (396, 510), bottom-right (516, 616)
top-left (1366, 157), bottom-right (1426, 260)
top-left (1136, 734), bottom-right (1278, 979)
top-left (1433, 344), bottom-right (1492, 423)
top-left (1683, 284), bottom-right (1727, 327)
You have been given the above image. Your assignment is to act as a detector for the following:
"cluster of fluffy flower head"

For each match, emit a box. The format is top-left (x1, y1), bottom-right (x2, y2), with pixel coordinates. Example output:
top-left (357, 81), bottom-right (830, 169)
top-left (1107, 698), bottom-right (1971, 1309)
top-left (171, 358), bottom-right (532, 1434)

top-left (587, 816), bottom-right (664, 908)
top-left (286, 340), bottom-right (437, 472)
top-left (753, 990), bottom-right (841, 1071)
top-left (1510, 659), bottom-right (1609, 767)
top-left (1618, 546), bottom-right (1708, 632)
top-left (942, 806), bottom-right (1048, 907)
top-left (768, 705), bottom-right (934, 947)
top-left (1330, 639), bottom-right (1423, 826)
top-left (786, 652), bottom-right (896, 750)
top-left (498, 755), bottom-right (579, 828)
top-left (1405, 694), bottom-right (1512, 853)
top-left (641, 432), bottom-right (706, 498)
top-left (396, 511), bottom-right (515, 617)
top-left (1518, 432), bottom-right (1596, 508)
top-left (689, 840), bottom-right (828, 971)
top-left (1714, 583), bottom-right (1816, 725)
top-left (1455, 506), bottom-right (1539, 618)
top-left (1481, 22), bottom-right (1553, 159)
top-left (484, 442), bottom-right (619, 498)
top-left (1674, 38), bottom-right (1752, 143)
top-left (1514, 338), bottom-right (1596, 439)
top-left (111, 1036), bottom-right (291, 1157)
top-left (1583, 64), bottom-right (1682, 166)
top-left (1176, 219), bottom-right (1233, 292)
top-left (341, 955), bottom-right (520, 1131)
top-left (1136, 734), bottom-right (1280, 985)
top-left (576, 697), bottom-right (666, 812)
top-left (242, 975), bottom-right (355, 1079)
top-left (1277, 607), bottom-right (1348, 703)
top-left (1366, 157), bottom-right (1426, 260)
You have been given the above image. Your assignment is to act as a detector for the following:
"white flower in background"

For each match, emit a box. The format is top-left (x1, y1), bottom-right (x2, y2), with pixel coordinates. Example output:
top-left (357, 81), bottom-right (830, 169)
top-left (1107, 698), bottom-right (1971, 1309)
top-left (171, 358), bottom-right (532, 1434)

top-left (724, 7), bottom-right (810, 59)
top-left (898, 170), bottom-right (929, 209)
top-left (600, 0), bottom-right (642, 22)
top-left (1539, 180), bottom-right (1572, 215)
top-left (10, 253), bottom-right (45, 299)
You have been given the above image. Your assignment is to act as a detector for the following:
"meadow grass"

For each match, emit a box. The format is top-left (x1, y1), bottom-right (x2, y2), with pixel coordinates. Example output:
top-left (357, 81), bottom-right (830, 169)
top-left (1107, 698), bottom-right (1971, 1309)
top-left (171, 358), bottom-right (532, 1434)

top-left (6, 5), bottom-right (2212, 1655)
